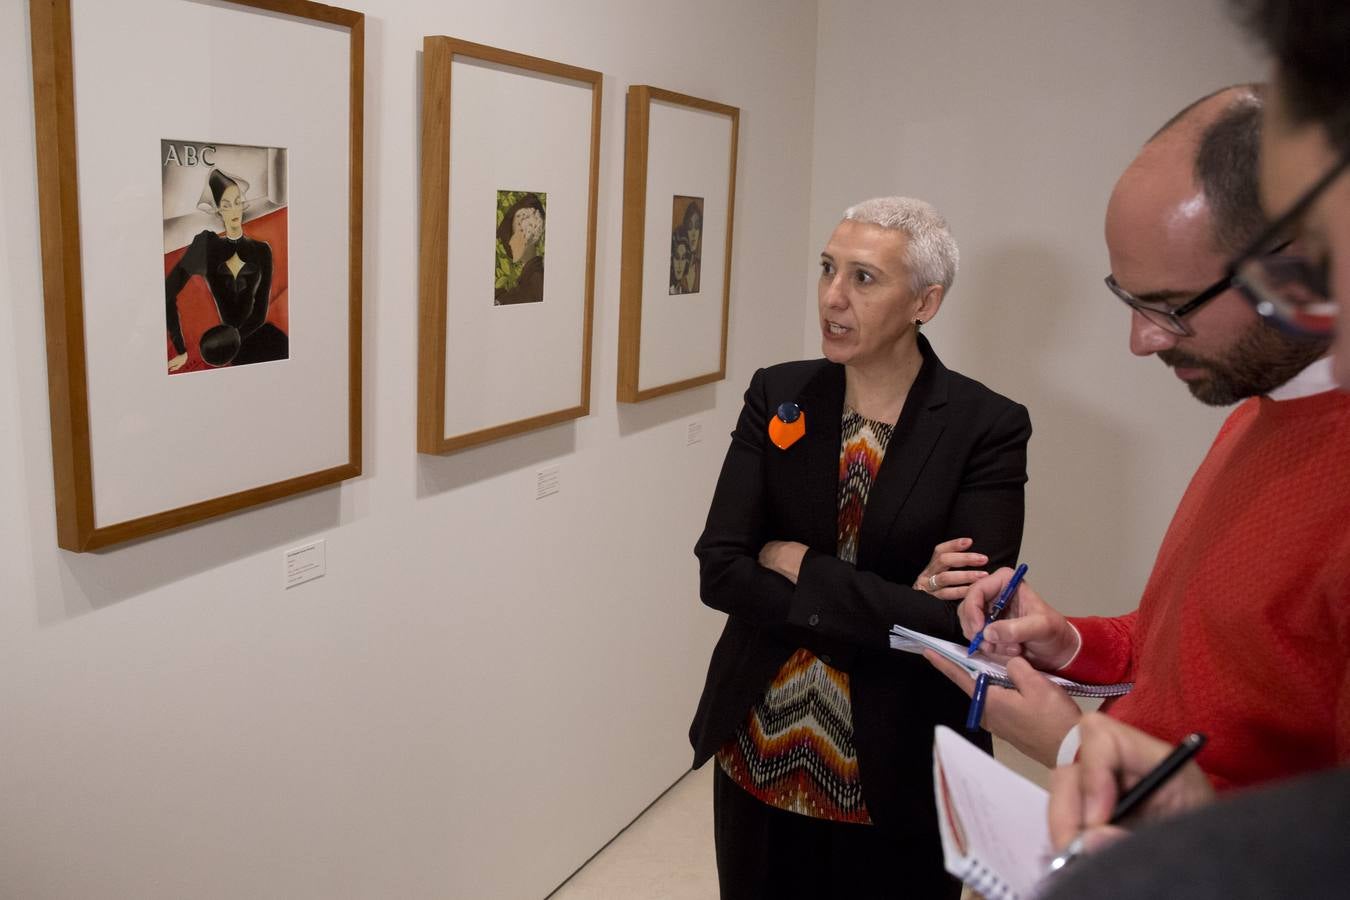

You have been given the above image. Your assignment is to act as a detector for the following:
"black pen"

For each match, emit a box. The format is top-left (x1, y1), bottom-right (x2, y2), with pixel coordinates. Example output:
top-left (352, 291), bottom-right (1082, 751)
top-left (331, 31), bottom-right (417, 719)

top-left (1048, 731), bottom-right (1207, 873)
top-left (1109, 731), bottom-right (1207, 823)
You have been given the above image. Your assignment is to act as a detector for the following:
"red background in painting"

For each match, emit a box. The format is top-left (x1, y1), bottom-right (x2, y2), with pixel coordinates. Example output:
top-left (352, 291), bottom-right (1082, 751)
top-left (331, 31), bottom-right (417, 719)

top-left (163, 205), bottom-right (289, 374)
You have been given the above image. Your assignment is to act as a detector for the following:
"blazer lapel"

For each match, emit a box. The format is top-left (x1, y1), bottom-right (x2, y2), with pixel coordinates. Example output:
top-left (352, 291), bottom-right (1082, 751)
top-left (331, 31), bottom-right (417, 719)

top-left (856, 336), bottom-right (950, 569)
top-left (777, 362), bottom-right (845, 555)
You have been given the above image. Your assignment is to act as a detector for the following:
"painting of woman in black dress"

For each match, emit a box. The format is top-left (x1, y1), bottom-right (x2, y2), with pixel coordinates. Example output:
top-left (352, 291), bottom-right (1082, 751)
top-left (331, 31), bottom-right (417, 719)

top-left (494, 190), bottom-right (546, 306)
top-left (669, 195), bottom-right (703, 295)
top-left (163, 140), bottom-right (289, 374)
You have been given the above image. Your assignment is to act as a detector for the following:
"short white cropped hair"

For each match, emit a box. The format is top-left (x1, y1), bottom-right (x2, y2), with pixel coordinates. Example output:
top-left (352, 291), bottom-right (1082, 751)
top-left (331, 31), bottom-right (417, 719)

top-left (842, 196), bottom-right (959, 296)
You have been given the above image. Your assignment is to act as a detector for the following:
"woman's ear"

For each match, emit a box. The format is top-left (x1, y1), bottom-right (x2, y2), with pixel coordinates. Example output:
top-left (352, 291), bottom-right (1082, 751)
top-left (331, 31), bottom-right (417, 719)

top-left (914, 284), bottom-right (945, 325)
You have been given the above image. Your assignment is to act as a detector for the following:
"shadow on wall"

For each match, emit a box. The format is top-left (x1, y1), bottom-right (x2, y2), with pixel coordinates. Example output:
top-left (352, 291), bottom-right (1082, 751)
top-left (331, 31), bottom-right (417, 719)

top-left (416, 382), bottom-right (719, 501)
top-left (950, 240), bottom-right (1142, 605)
top-left (616, 384), bottom-right (716, 438)
top-left (416, 421), bottom-right (578, 498)
top-left (33, 489), bottom-right (346, 625)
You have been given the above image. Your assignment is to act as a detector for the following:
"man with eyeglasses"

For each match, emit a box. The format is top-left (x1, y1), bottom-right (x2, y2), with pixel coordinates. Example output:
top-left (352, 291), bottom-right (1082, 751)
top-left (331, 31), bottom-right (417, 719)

top-left (1024, 5), bottom-right (1350, 897)
top-left (1103, 86), bottom-right (1327, 406)
top-left (928, 83), bottom-right (1350, 804)
top-left (1241, 9), bottom-right (1350, 376)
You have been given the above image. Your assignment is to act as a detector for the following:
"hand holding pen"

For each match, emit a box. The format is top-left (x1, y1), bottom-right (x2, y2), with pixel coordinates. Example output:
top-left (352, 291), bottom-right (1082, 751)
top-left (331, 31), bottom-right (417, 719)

top-left (1046, 714), bottom-right (1213, 869)
top-left (956, 567), bottom-right (1081, 669)
top-left (961, 562), bottom-right (1025, 731)
top-left (967, 562), bottom-right (1028, 656)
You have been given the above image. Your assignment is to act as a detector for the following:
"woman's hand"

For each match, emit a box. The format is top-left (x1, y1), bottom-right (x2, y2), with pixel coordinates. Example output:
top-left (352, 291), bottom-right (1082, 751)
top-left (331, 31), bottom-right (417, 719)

top-left (913, 537), bottom-right (988, 600)
top-left (168, 352), bottom-right (188, 372)
top-left (758, 540), bottom-right (808, 584)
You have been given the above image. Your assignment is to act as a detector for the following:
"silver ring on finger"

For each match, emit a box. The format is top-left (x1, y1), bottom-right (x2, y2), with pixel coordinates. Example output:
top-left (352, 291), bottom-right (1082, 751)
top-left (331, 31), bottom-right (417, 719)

top-left (929, 573), bottom-right (940, 592)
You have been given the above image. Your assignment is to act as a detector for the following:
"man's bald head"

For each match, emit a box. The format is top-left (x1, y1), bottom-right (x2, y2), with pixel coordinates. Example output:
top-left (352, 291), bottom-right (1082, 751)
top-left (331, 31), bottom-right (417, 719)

top-left (1105, 85), bottom-right (1328, 406)
top-left (1113, 85), bottom-right (1266, 258)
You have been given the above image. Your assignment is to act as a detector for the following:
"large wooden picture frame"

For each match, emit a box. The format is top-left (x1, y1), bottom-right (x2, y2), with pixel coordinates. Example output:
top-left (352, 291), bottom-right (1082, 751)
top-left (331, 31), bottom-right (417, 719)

top-left (418, 37), bottom-right (601, 454)
top-left (29, 0), bottom-right (364, 551)
top-left (617, 86), bottom-right (739, 402)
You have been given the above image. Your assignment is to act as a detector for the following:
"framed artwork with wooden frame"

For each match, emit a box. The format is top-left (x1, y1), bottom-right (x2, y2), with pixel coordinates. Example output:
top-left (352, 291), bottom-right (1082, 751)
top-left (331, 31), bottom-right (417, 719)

top-left (417, 37), bottom-right (601, 454)
top-left (617, 86), bottom-right (739, 402)
top-left (29, 0), bottom-right (364, 552)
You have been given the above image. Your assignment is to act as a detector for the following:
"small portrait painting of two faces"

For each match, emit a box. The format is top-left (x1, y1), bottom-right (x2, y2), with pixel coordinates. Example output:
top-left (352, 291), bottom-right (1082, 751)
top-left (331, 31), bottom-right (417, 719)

top-left (669, 195), bottom-right (703, 295)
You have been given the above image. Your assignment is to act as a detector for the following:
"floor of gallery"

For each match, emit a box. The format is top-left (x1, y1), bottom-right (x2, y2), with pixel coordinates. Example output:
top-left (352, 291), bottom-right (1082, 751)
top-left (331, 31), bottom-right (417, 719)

top-left (547, 740), bottom-right (1044, 898)
top-left (549, 765), bottom-right (718, 899)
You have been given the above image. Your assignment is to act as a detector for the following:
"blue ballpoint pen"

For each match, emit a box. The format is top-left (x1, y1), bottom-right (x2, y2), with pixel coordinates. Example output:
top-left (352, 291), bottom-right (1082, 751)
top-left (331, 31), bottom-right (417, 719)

top-left (967, 563), bottom-right (1029, 656)
top-left (965, 673), bottom-right (990, 732)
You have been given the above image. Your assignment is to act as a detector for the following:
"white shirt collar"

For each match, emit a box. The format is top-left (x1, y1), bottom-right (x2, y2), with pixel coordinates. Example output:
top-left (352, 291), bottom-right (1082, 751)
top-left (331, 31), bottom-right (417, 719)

top-left (1266, 356), bottom-right (1338, 401)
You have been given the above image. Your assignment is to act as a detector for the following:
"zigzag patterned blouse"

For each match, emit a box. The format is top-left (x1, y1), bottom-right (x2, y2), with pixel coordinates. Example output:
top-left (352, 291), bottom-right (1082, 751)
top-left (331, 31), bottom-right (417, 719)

top-left (717, 407), bottom-right (894, 823)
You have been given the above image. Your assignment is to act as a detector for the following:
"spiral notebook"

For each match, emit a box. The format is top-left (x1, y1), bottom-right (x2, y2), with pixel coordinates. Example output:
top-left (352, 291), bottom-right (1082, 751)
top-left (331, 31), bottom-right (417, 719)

top-left (889, 624), bottom-right (1133, 698)
top-left (933, 725), bottom-right (1054, 900)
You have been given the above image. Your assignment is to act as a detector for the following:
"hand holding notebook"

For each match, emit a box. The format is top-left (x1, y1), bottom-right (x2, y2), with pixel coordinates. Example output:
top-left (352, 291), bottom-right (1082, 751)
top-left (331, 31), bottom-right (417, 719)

top-left (890, 624), bottom-right (1133, 698)
top-left (932, 725), bottom-right (1209, 898)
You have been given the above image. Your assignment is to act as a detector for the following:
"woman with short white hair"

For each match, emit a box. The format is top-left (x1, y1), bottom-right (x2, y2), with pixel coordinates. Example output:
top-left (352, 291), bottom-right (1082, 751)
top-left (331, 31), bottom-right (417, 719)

top-left (689, 196), bottom-right (1032, 897)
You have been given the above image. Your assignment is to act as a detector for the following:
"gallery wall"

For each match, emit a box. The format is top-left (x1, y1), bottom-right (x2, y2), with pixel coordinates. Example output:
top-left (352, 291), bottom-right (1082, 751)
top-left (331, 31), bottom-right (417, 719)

top-left (808, 0), bottom-right (1261, 622)
top-left (0, 1), bottom-right (817, 897)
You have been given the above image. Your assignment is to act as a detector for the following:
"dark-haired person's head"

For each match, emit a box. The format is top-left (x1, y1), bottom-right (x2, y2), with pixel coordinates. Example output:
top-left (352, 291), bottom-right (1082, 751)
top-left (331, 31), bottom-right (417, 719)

top-left (682, 202), bottom-right (703, 255)
top-left (207, 168), bottom-right (241, 207)
top-left (205, 168), bottom-right (246, 237)
top-left (670, 235), bottom-right (691, 290)
top-left (1229, 0), bottom-right (1350, 384)
top-left (1231, 1), bottom-right (1350, 156)
top-left (1104, 85), bottom-right (1328, 405)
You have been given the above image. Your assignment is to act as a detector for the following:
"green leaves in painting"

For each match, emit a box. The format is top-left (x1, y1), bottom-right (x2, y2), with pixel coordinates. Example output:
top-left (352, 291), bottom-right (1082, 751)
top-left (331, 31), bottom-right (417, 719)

top-left (494, 189), bottom-right (547, 293)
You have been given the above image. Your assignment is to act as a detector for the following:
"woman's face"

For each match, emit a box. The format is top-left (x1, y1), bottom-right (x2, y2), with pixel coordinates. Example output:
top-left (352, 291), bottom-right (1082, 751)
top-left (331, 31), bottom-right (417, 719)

top-left (673, 243), bottom-right (690, 281)
top-left (817, 219), bottom-right (924, 369)
top-left (687, 213), bottom-right (702, 253)
top-left (217, 184), bottom-right (245, 233)
top-left (1261, 78), bottom-right (1350, 384)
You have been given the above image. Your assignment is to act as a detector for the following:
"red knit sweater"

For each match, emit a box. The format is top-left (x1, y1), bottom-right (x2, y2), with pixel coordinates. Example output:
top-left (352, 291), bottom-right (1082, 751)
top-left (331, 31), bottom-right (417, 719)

top-left (1060, 390), bottom-right (1350, 791)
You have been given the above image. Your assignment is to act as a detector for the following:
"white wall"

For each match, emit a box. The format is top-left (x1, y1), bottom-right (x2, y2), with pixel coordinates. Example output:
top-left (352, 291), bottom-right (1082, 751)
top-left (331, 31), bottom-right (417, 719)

top-left (0, 1), bottom-right (817, 897)
top-left (808, 0), bottom-right (1262, 616)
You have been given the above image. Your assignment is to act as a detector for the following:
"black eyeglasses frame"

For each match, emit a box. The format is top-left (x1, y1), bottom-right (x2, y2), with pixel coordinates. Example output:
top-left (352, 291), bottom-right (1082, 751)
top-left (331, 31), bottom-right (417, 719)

top-left (1105, 239), bottom-right (1291, 337)
top-left (1227, 150), bottom-right (1350, 335)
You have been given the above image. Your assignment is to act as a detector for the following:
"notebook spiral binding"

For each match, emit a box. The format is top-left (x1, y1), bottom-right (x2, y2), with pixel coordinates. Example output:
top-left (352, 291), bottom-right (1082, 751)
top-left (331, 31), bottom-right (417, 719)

top-left (887, 627), bottom-right (1133, 699)
top-left (961, 857), bottom-right (1015, 900)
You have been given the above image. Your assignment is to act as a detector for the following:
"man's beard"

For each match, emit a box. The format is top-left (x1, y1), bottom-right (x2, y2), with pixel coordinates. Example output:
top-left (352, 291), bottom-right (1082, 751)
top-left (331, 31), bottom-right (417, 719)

top-left (1158, 323), bottom-right (1330, 406)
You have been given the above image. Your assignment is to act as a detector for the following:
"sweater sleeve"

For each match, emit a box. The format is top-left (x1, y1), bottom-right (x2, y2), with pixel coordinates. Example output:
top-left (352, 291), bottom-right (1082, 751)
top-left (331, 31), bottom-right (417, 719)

top-left (1058, 610), bottom-right (1139, 684)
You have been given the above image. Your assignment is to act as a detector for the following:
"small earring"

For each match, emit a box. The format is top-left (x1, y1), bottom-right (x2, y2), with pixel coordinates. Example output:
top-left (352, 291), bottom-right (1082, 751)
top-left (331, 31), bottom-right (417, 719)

top-left (914, 318), bottom-right (923, 326)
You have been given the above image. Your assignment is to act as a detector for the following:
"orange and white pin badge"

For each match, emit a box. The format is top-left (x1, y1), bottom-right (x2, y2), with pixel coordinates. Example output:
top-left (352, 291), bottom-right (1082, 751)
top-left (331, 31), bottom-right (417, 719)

top-left (769, 401), bottom-right (806, 450)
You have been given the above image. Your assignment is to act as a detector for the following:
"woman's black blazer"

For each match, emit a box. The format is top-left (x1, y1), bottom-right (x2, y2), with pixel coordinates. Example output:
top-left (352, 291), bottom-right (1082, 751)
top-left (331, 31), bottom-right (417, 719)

top-left (689, 335), bottom-right (1031, 830)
